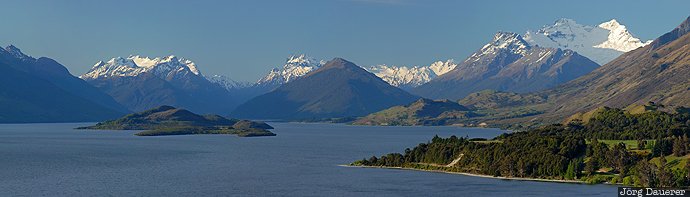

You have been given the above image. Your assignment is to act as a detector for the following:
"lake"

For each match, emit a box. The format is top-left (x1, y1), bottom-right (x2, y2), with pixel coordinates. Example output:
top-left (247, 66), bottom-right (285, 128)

top-left (0, 122), bottom-right (616, 196)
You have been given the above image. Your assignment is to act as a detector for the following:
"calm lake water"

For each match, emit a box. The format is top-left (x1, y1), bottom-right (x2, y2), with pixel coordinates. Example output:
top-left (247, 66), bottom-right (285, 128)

top-left (0, 122), bottom-right (617, 196)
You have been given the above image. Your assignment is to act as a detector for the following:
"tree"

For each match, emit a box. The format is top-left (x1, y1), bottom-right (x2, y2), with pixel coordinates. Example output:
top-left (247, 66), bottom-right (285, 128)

top-left (564, 160), bottom-right (578, 180)
top-left (637, 159), bottom-right (656, 187)
top-left (638, 139), bottom-right (647, 150)
top-left (368, 156), bottom-right (378, 165)
top-left (680, 135), bottom-right (690, 154)
top-left (657, 155), bottom-right (672, 187)
top-left (653, 138), bottom-right (673, 157)
top-left (610, 143), bottom-right (631, 175)
top-left (590, 140), bottom-right (609, 170)
top-left (585, 159), bottom-right (598, 176)
top-left (673, 137), bottom-right (685, 156)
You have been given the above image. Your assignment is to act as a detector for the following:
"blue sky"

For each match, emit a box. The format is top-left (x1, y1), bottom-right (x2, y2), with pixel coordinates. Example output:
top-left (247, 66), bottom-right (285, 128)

top-left (1, 0), bottom-right (688, 82)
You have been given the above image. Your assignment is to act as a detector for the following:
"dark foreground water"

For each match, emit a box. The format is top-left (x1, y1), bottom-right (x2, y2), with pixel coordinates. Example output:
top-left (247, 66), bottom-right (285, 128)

top-left (0, 122), bottom-right (616, 196)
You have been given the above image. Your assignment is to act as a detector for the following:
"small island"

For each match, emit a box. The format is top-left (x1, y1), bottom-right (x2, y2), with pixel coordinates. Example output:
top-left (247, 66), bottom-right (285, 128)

top-left (77, 106), bottom-right (276, 137)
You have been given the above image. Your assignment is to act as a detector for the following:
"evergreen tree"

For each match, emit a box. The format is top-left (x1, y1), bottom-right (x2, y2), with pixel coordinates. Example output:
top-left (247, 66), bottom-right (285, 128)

top-left (653, 138), bottom-right (673, 157)
top-left (638, 139), bottom-right (647, 150)
top-left (637, 159), bottom-right (657, 187)
top-left (585, 159), bottom-right (598, 176)
top-left (658, 155), bottom-right (672, 187)
top-left (673, 136), bottom-right (685, 156)
top-left (564, 160), bottom-right (577, 180)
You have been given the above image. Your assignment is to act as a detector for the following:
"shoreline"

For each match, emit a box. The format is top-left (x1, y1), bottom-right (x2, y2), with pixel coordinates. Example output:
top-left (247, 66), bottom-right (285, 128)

top-left (339, 165), bottom-right (587, 184)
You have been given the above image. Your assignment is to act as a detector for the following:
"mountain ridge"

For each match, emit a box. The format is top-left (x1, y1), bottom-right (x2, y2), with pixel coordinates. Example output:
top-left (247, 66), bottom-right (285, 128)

top-left (81, 55), bottom-right (237, 114)
top-left (0, 45), bottom-right (127, 123)
top-left (524, 18), bottom-right (651, 65)
top-left (231, 58), bottom-right (419, 119)
top-left (412, 31), bottom-right (600, 100)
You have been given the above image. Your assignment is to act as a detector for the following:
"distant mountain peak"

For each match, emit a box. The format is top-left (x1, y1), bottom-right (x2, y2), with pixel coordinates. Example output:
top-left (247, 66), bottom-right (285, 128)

top-left (232, 57), bottom-right (418, 119)
top-left (205, 74), bottom-right (252, 90)
top-left (321, 57), bottom-right (357, 69)
top-left (492, 32), bottom-right (529, 45)
top-left (0, 44), bottom-right (127, 123)
top-left (467, 31), bottom-right (530, 63)
top-left (365, 59), bottom-right (457, 89)
top-left (5, 45), bottom-right (22, 53)
top-left (3, 45), bottom-right (32, 60)
top-left (523, 18), bottom-right (651, 64)
top-left (81, 55), bottom-right (201, 80)
top-left (554, 18), bottom-right (579, 26)
top-left (82, 55), bottom-right (238, 114)
top-left (594, 19), bottom-right (651, 52)
top-left (490, 31), bottom-right (530, 52)
top-left (412, 25), bottom-right (601, 100)
top-left (598, 19), bottom-right (621, 29)
top-left (428, 59), bottom-right (456, 75)
top-left (285, 54), bottom-right (318, 65)
top-left (256, 54), bottom-right (323, 85)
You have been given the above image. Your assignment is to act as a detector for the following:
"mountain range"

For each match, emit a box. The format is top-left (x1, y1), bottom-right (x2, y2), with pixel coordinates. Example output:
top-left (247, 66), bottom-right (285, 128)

top-left (241, 54), bottom-right (457, 90)
top-left (0, 45), bottom-right (126, 123)
top-left (81, 55), bottom-right (237, 114)
top-left (234, 19), bottom-right (648, 94)
top-left (231, 58), bottom-right (419, 119)
top-left (412, 32), bottom-right (600, 100)
top-left (365, 60), bottom-right (457, 90)
top-left (532, 16), bottom-right (690, 122)
top-left (524, 18), bottom-right (651, 65)
top-left (363, 15), bottom-right (690, 128)
top-left (0, 16), bottom-right (673, 125)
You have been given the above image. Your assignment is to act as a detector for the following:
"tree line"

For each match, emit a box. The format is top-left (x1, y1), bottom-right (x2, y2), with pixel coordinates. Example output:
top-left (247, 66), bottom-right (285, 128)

top-left (353, 107), bottom-right (690, 187)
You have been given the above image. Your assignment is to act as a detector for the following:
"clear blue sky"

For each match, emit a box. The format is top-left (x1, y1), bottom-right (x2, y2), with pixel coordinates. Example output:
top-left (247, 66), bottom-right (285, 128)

top-left (1, 0), bottom-right (688, 82)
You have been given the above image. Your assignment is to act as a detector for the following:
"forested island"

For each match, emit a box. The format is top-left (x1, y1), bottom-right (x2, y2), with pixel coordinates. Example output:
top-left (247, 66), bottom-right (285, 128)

top-left (78, 106), bottom-right (276, 137)
top-left (351, 106), bottom-right (690, 187)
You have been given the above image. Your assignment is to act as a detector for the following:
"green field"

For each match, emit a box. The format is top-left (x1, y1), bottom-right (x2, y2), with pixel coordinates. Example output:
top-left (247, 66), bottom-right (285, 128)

top-left (586, 139), bottom-right (655, 150)
top-left (650, 155), bottom-right (690, 170)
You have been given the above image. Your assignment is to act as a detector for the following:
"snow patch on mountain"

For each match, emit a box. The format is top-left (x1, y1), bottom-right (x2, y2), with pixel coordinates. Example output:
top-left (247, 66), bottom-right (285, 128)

top-left (206, 74), bottom-right (252, 90)
top-left (256, 54), bottom-right (324, 86)
top-left (366, 60), bottom-right (457, 89)
top-left (81, 55), bottom-right (201, 80)
top-left (594, 19), bottom-right (652, 52)
top-left (468, 32), bottom-right (531, 63)
top-left (2, 45), bottom-right (32, 60)
top-left (429, 60), bottom-right (457, 75)
top-left (255, 54), bottom-right (456, 89)
top-left (523, 18), bottom-right (651, 65)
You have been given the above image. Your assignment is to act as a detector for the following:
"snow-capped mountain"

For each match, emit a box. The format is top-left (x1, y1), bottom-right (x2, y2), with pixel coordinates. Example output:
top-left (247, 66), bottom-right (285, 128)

top-left (81, 55), bottom-right (238, 114)
top-left (206, 74), bottom-right (252, 90)
top-left (232, 58), bottom-right (419, 119)
top-left (594, 19), bottom-right (652, 51)
top-left (412, 31), bottom-right (600, 100)
top-left (3, 45), bottom-right (33, 61)
top-left (470, 32), bottom-right (530, 62)
top-left (256, 54), bottom-right (457, 89)
top-left (523, 18), bottom-right (651, 65)
top-left (365, 60), bottom-right (457, 89)
top-left (256, 54), bottom-right (324, 86)
top-left (81, 55), bottom-right (201, 80)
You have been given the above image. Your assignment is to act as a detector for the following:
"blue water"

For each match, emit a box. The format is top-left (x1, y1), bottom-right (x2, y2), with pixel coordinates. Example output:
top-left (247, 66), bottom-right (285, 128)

top-left (0, 122), bottom-right (616, 196)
